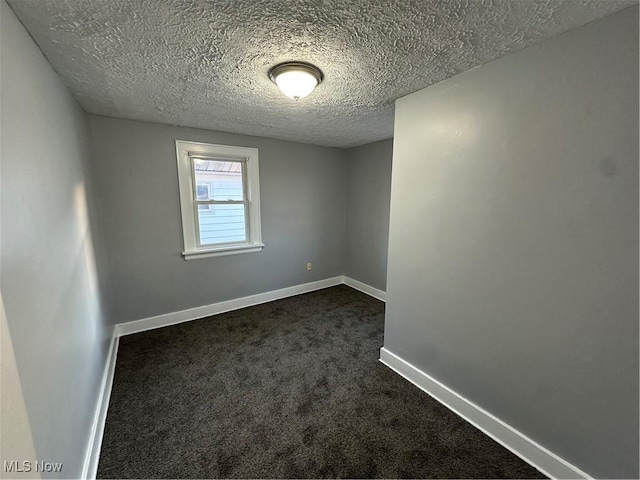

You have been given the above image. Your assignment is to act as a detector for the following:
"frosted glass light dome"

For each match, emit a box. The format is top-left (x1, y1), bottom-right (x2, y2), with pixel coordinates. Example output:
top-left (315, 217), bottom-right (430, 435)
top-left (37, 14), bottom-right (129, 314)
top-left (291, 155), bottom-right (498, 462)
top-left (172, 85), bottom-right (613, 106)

top-left (269, 62), bottom-right (323, 100)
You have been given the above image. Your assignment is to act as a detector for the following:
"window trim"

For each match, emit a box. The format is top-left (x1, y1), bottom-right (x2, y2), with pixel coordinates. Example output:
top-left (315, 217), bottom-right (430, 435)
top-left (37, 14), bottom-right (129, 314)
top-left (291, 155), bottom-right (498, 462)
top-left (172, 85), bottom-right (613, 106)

top-left (175, 140), bottom-right (263, 259)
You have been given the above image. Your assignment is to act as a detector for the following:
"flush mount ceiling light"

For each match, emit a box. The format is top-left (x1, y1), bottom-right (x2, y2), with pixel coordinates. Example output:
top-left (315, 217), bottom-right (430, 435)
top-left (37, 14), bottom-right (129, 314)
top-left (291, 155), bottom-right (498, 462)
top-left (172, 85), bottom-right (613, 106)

top-left (268, 61), bottom-right (323, 100)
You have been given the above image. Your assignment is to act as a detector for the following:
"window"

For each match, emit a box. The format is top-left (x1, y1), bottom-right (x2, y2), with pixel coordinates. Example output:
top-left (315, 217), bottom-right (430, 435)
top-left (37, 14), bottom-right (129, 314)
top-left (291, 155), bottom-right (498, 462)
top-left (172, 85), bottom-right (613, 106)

top-left (175, 140), bottom-right (263, 259)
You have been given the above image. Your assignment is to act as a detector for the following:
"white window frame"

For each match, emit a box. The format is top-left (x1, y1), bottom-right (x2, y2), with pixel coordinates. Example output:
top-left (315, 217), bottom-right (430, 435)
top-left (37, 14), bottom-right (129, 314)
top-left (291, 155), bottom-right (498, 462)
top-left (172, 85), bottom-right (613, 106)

top-left (175, 140), bottom-right (263, 260)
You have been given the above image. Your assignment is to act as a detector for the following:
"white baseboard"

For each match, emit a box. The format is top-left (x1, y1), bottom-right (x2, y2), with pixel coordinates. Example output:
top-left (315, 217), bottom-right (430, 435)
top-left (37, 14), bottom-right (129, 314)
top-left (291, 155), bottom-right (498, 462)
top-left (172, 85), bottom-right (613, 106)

top-left (116, 276), bottom-right (344, 336)
top-left (379, 347), bottom-right (591, 480)
top-left (341, 276), bottom-right (386, 302)
top-left (82, 331), bottom-right (119, 480)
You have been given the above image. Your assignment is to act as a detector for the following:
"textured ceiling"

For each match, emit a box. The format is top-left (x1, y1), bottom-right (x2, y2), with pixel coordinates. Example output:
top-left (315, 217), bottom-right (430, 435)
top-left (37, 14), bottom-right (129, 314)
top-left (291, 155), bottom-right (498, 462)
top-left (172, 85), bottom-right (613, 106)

top-left (7, 0), bottom-right (636, 148)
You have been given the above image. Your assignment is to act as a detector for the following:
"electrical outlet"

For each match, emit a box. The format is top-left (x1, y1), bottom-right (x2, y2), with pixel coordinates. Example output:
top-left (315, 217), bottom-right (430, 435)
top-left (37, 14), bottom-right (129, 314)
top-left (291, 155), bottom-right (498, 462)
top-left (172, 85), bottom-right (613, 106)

top-left (306, 262), bottom-right (312, 271)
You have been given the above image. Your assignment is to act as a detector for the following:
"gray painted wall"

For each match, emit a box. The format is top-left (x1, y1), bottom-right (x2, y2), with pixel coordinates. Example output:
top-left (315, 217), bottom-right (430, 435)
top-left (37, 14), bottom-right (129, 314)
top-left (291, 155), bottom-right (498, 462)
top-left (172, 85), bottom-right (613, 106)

top-left (344, 139), bottom-right (393, 291)
top-left (1, 1), bottom-right (111, 477)
top-left (1, 293), bottom-right (39, 479)
top-left (385, 7), bottom-right (638, 479)
top-left (88, 115), bottom-right (347, 323)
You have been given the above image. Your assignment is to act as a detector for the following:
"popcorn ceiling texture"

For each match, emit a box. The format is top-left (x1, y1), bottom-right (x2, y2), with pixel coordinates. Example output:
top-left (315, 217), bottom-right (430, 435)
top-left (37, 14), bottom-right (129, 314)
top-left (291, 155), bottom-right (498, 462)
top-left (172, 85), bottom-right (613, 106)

top-left (7, 0), bottom-right (636, 148)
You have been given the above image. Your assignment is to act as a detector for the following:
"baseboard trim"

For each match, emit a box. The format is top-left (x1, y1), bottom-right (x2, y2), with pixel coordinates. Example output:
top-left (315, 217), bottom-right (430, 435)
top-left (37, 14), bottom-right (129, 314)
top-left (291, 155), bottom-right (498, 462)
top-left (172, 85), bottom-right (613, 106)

top-left (341, 276), bottom-right (386, 302)
top-left (82, 331), bottom-right (119, 480)
top-left (379, 347), bottom-right (591, 480)
top-left (116, 276), bottom-right (344, 336)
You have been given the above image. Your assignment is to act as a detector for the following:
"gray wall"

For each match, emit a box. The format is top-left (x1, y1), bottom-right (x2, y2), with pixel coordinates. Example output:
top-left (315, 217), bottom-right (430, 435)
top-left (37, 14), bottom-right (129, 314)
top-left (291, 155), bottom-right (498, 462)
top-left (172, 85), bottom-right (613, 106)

top-left (384, 7), bottom-right (638, 479)
top-left (1, 1), bottom-right (111, 477)
top-left (344, 139), bottom-right (393, 291)
top-left (88, 115), bottom-right (347, 323)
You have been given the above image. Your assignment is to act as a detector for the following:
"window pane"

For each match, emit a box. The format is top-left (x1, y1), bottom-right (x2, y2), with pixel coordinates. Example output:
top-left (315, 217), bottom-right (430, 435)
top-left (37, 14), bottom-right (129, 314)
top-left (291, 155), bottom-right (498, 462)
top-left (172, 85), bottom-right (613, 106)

top-left (196, 184), bottom-right (210, 200)
top-left (193, 160), bottom-right (244, 201)
top-left (198, 204), bottom-right (246, 245)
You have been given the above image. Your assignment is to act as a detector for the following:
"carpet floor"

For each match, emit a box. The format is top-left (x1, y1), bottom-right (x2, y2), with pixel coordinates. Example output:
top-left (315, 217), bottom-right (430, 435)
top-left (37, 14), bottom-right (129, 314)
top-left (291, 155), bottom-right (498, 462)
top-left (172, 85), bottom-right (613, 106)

top-left (97, 285), bottom-right (546, 479)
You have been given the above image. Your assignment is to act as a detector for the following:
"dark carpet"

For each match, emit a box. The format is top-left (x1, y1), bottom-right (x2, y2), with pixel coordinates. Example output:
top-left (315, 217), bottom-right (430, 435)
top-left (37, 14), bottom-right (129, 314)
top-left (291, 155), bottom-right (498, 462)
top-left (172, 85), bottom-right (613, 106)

top-left (97, 285), bottom-right (546, 479)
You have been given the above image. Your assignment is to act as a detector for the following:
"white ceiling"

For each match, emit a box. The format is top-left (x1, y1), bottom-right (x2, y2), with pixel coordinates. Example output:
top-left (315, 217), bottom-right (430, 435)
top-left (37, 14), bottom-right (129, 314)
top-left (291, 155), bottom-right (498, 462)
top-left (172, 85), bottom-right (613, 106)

top-left (7, 0), bottom-right (636, 148)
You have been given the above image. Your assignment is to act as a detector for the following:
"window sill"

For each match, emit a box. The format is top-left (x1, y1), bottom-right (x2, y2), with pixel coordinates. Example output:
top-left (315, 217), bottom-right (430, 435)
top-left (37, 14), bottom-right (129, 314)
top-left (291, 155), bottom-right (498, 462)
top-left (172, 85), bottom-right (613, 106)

top-left (183, 243), bottom-right (264, 260)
